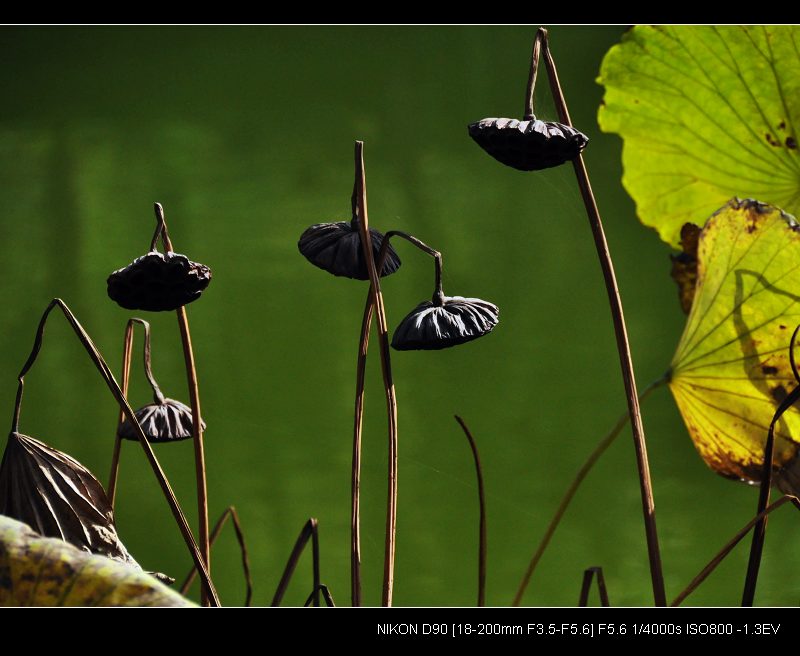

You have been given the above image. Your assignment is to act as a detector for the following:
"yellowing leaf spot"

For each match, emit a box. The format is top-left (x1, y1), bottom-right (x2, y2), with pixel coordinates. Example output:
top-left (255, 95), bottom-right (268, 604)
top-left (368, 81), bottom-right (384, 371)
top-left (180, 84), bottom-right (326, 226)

top-left (669, 199), bottom-right (800, 493)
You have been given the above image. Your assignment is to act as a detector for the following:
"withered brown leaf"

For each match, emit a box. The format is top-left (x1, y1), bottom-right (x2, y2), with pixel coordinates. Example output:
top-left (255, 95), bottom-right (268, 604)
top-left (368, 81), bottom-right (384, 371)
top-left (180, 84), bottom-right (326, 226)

top-left (0, 432), bottom-right (137, 566)
top-left (670, 223), bottom-right (702, 315)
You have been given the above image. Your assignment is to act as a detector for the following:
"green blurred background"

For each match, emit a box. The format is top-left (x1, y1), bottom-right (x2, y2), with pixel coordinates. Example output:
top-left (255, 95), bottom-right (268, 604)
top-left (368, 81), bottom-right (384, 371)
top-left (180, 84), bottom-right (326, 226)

top-left (0, 25), bottom-right (797, 606)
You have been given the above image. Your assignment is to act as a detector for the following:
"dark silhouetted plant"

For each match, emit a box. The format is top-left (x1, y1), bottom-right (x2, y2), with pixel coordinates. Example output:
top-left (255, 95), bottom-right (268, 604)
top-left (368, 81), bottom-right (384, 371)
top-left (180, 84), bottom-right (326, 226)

top-left (299, 142), bottom-right (499, 606)
top-left (469, 27), bottom-right (665, 607)
top-left (1, 298), bottom-right (218, 604)
top-left (106, 203), bottom-right (213, 604)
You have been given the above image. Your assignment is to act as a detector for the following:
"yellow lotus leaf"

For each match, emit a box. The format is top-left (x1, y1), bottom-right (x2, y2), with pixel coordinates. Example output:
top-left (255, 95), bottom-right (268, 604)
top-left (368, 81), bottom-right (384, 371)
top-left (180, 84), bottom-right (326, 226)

top-left (598, 26), bottom-right (800, 248)
top-left (669, 199), bottom-right (800, 493)
top-left (0, 515), bottom-right (193, 607)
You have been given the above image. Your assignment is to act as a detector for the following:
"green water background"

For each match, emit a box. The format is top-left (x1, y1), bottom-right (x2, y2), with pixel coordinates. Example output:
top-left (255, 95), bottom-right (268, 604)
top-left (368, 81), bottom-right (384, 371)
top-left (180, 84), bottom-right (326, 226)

top-left (0, 25), bottom-right (797, 606)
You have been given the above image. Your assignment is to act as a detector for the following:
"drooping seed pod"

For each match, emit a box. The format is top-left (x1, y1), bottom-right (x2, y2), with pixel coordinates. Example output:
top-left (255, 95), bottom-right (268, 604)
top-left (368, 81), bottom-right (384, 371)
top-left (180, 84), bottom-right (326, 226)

top-left (0, 432), bottom-right (138, 566)
top-left (391, 296), bottom-right (500, 351)
top-left (298, 221), bottom-right (401, 280)
top-left (118, 399), bottom-right (205, 443)
top-left (468, 117), bottom-right (588, 171)
top-left (107, 251), bottom-right (212, 312)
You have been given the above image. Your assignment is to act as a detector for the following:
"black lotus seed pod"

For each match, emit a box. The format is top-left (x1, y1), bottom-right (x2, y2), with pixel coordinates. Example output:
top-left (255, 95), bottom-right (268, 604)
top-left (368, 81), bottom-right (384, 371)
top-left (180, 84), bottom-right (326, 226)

top-left (298, 221), bottom-right (401, 280)
top-left (107, 251), bottom-right (212, 312)
top-left (391, 296), bottom-right (499, 351)
top-left (118, 399), bottom-right (205, 443)
top-left (468, 117), bottom-right (588, 171)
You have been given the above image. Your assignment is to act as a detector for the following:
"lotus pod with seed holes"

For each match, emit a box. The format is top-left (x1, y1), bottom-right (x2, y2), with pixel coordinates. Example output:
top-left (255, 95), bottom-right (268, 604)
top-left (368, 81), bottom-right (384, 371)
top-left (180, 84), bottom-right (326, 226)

top-left (298, 221), bottom-right (401, 280)
top-left (107, 251), bottom-right (211, 312)
top-left (0, 432), bottom-right (138, 567)
top-left (468, 117), bottom-right (588, 171)
top-left (117, 399), bottom-right (205, 443)
top-left (391, 296), bottom-right (500, 351)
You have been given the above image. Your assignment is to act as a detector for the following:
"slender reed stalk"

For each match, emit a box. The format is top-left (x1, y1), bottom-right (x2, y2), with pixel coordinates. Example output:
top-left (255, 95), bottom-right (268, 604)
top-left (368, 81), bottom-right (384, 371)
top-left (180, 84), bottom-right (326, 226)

top-left (151, 202), bottom-right (210, 605)
top-left (578, 566), bottom-right (610, 607)
top-left (351, 227), bottom-right (442, 606)
top-left (107, 321), bottom-right (135, 507)
top-left (537, 27), bottom-right (666, 606)
top-left (304, 584), bottom-right (335, 607)
top-left (11, 298), bottom-right (219, 605)
top-left (672, 495), bottom-right (800, 606)
top-left (107, 318), bottom-right (164, 507)
top-left (351, 141), bottom-right (399, 607)
top-left (351, 296), bottom-right (372, 607)
top-left (513, 377), bottom-right (665, 605)
top-left (271, 517), bottom-right (320, 606)
top-left (180, 505), bottom-right (253, 606)
top-left (455, 415), bottom-right (487, 607)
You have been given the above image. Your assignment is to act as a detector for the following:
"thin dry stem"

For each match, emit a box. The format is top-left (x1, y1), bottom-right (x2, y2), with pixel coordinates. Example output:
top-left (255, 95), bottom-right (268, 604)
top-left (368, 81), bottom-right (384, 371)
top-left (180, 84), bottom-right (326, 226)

top-left (180, 505), bottom-right (253, 606)
top-left (271, 517), bottom-right (321, 606)
top-left (304, 584), bottom-right (336, 607)
top-left (537, 27), bottom-right (666, 606)
top-left (153, 202), bottom-right (210, 606)
top-left (351, 228), bottom-right (445, 606)
top-left (12, 298), bottom-right (219, 605)
top-left (455, 415), bottom-right (487, 606)
top-left (578, 567), bottom-right (610, 607)
top-left (383, 230), bottom-right (443, 304)
top-left (351, 296), bottom-right (373, 607)
top-left (742, 325), bottom-right (800, 605)
top-left (107, 321), bottom-right (134, 507)
top-left (352, 141), bottom-right (399, 607)
top-left (107, 318), bottom-right (165, 507)
top-left (672, 495), bottom-right (800, 606)
top-left (524, 32), bottom-right (542, 120)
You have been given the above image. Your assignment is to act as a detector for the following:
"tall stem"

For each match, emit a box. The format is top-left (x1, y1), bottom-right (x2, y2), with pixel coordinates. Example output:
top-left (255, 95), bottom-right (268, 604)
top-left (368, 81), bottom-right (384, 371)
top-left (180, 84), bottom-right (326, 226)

top-left (537, 27), bottom-right (666, 606)
top-left (524, 33), bottom-right (542, 120)
top-left (153, 202), bottom-right (210, 606)
top-left (351, 296), bottom-right (372, 606)
top-left (179, 505), bottom-right (253, 606)
top-left (271, 517), bottom-right (320, 606)
top-left (107, 321), bottom-right (134, 507)
top-left (352, 141), bottom-right (399, 607)
top-left (351, 227), bottom-right (442, 605)
top-left (741, 327), bottom-right (800, 605)
top-left (455, 415), bottom-right (487, 606)
top-left (673, 495), bottom-right (800, 606)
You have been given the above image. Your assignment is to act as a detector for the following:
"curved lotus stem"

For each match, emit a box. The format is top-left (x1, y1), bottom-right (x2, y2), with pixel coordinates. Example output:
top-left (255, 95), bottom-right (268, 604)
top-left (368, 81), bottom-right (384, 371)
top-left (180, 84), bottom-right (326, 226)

top-left (152, 202), bottom-right (210, 606)
top-left (383, 230), bottom-right (444, 306)
top-left (350, 227), bottom-right (442, 605)
top-left (351, 142), bottom-right (398, 607)
top-left (538, 27), bottom-right (666, 606)
top-left (741, 324), bottom-right (800, 605)
top-left (455, 415), bottom-right (487, 606)
top-left (524, 30), bottom-right (543, 120)
top-left (674, 495), bottom-right (800, 606)
top-left (179, 505), bottom-right (252, 606)
top-left (107, 318), bottom-right (165, 506)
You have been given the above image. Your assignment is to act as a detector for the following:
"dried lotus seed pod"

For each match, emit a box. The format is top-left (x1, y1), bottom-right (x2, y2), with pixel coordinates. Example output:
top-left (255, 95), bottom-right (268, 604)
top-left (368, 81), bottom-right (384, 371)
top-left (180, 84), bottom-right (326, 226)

top-left (391, 296), bottom-right (499, 351)
top-left (298, 221), bottom-right (401, 280)
top-left (468, 117), bottom-right (588, 171)
top-left (107, 251), bottom-right (211, 312)
top-left (117, 399), bottom-right (205, 443)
